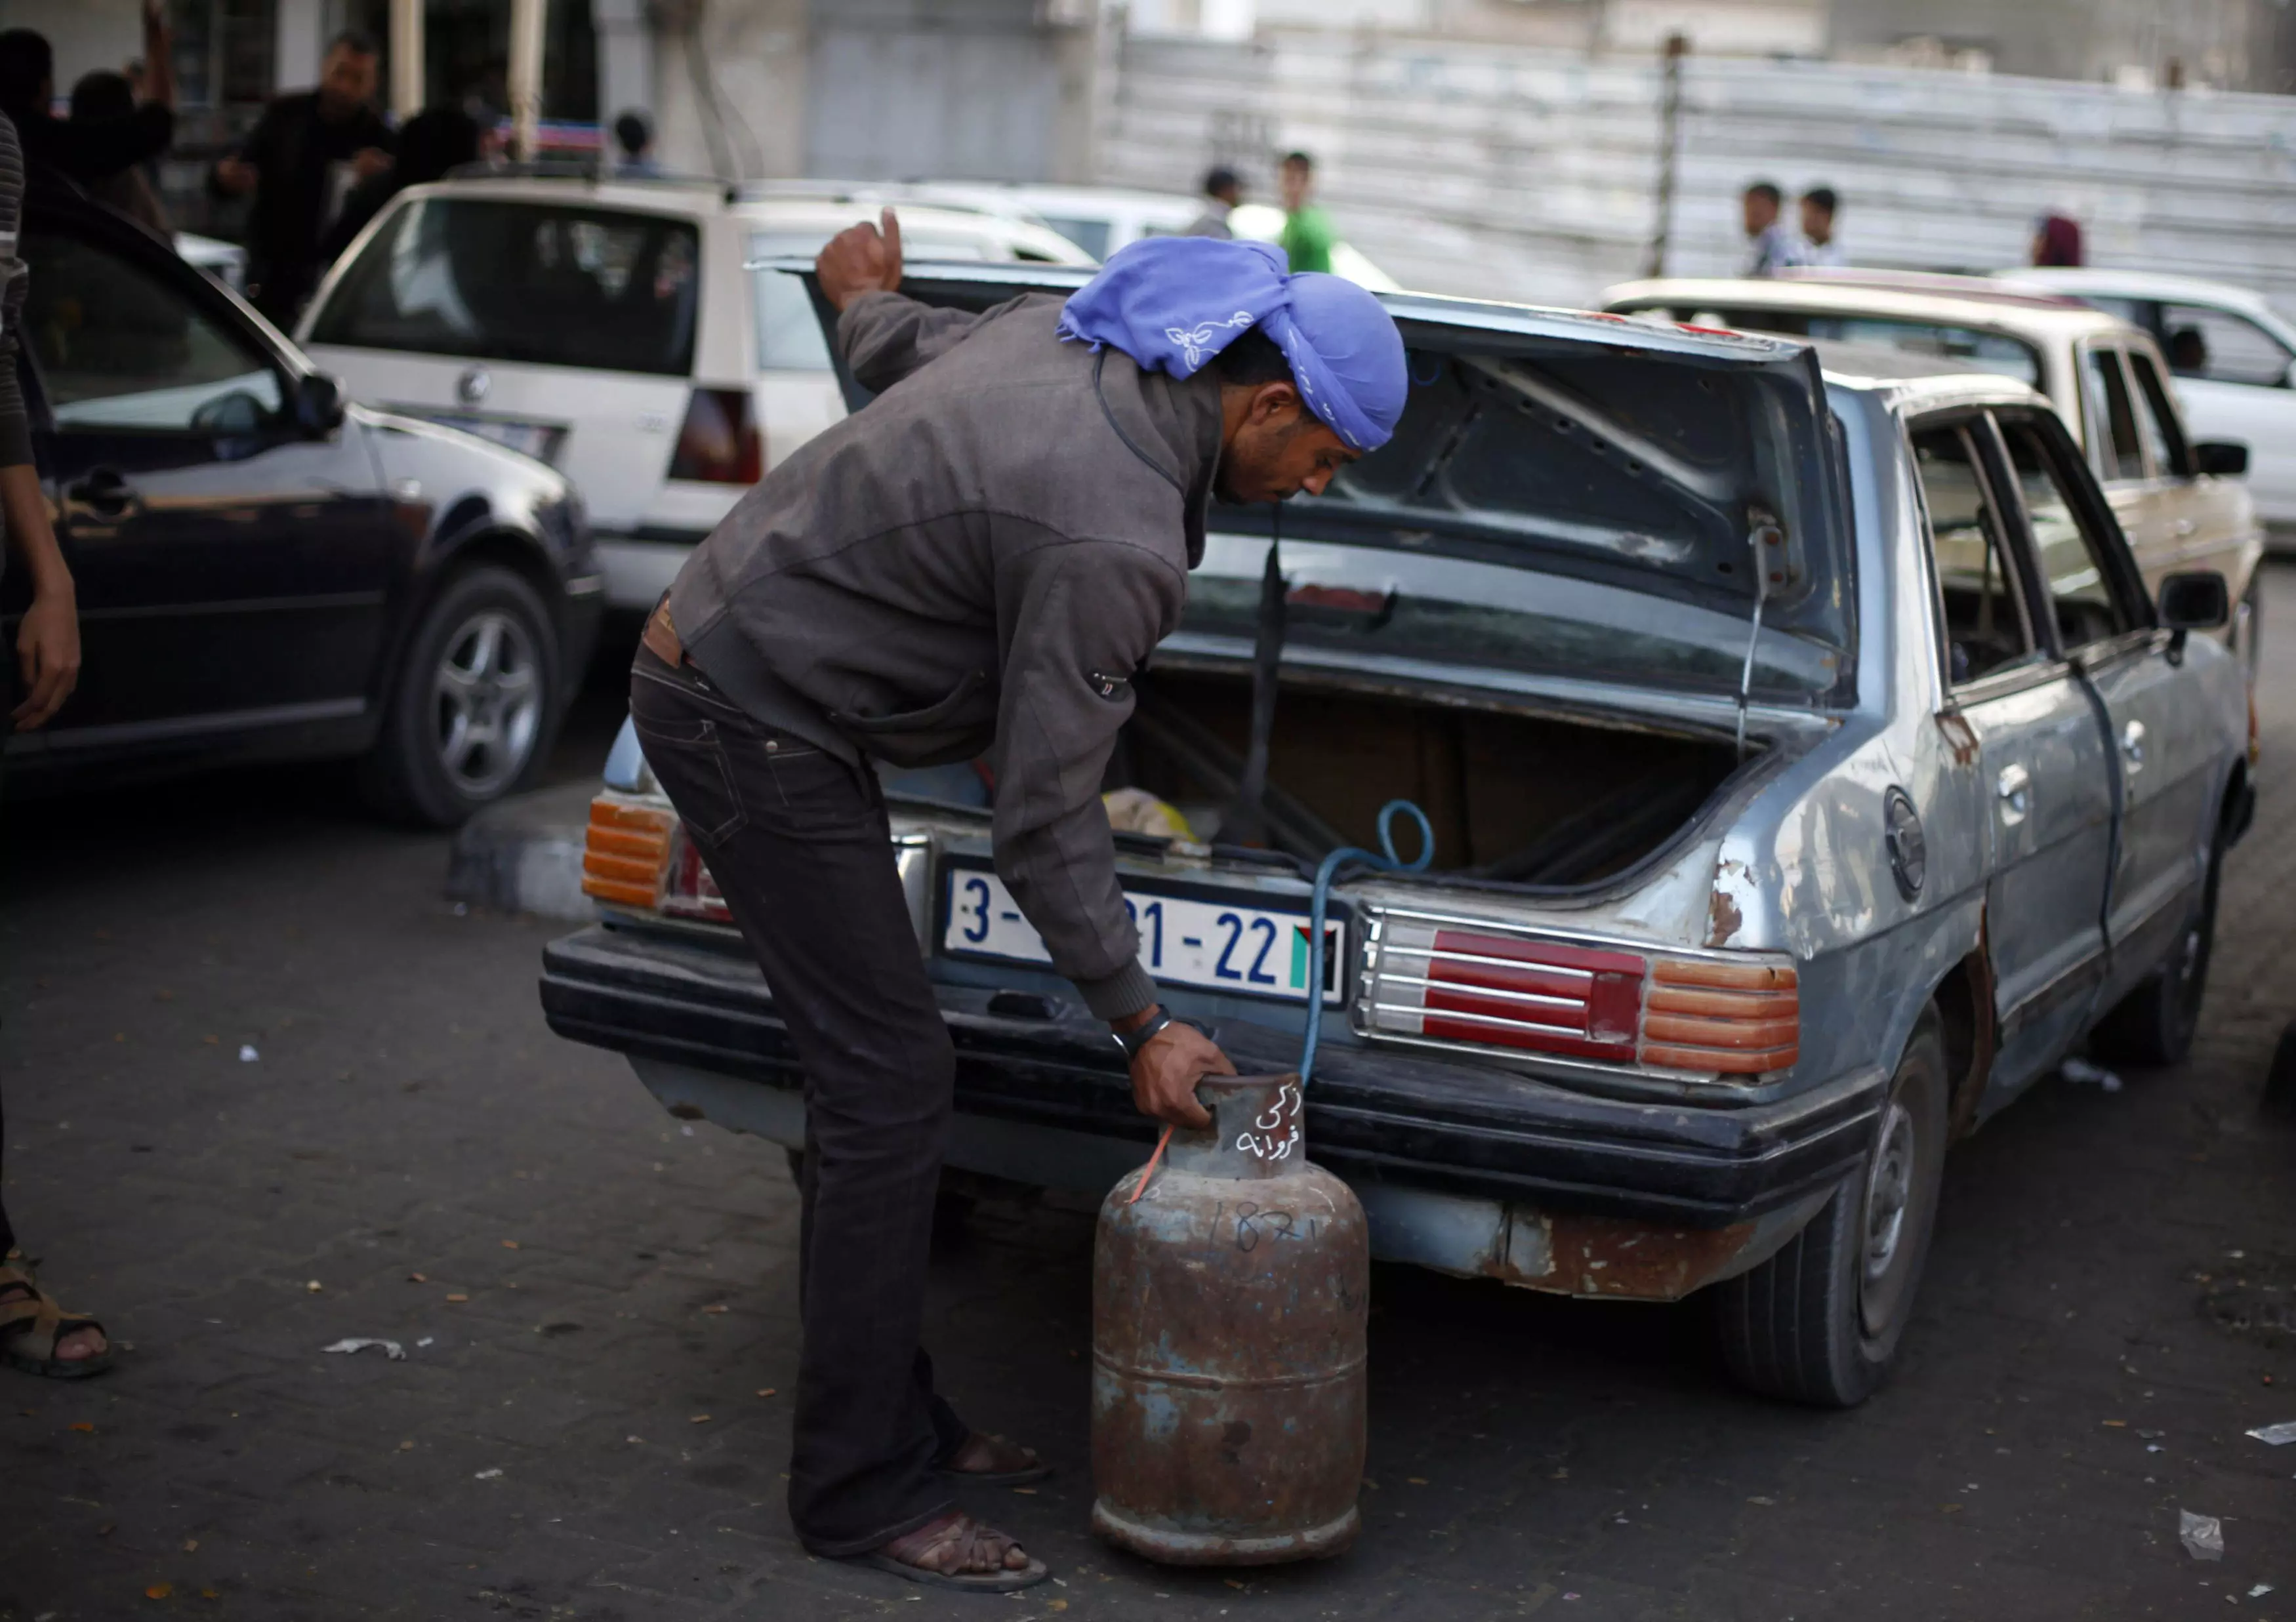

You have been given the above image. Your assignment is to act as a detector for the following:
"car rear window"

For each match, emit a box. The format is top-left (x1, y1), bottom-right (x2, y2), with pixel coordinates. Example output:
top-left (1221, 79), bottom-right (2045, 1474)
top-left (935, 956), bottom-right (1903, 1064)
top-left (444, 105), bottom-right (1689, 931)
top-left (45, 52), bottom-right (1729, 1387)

top-left (1674, 308), bottom-right (2041, 388)
top-left (308, 197), bottom-right (700, 376)
top-left (748, 228), bottom-right (1000, 371)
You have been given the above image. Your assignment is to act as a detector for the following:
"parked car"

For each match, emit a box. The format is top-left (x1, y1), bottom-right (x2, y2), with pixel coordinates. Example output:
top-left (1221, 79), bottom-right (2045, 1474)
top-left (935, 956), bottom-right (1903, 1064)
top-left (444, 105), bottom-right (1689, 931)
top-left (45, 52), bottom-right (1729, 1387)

top-left (3, 171), bottom-right (601, 826)
top-left (296, 174), bottom-right (1095, 612)
top-left (1996, 268), bottom-right (2296, 544)
top-left (897, 182), bottom-right (1404, 291)
top-left (1603, 274), bottom-right (2266, 674)
top-left (540, 264), bottom-right (2252, 1406)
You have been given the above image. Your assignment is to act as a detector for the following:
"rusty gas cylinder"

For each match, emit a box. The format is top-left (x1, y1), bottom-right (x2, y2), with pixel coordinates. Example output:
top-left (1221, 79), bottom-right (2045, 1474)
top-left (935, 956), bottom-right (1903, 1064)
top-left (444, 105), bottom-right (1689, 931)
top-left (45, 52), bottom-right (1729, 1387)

top-left (1090, 1072), bottom-right (1369, 1565)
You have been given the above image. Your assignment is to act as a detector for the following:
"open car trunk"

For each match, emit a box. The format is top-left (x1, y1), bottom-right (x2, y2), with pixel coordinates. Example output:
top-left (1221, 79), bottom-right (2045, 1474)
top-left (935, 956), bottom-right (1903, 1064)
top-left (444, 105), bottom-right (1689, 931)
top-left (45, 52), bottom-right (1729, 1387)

top-left (1109, 667), bottom-right (1749, 887)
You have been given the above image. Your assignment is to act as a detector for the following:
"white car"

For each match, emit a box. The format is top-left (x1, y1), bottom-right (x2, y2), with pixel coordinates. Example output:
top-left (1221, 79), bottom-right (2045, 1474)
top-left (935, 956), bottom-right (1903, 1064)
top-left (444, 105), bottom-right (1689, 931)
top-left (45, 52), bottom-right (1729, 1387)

top-left (897, 182), bottom-right (1403, 291)
top-left (1997, 268), bottom-right (2296, 542)
top-left (1603, 273), bottom-right (2266, 670)
top-left (297, 176), bottom-right (1095, 610)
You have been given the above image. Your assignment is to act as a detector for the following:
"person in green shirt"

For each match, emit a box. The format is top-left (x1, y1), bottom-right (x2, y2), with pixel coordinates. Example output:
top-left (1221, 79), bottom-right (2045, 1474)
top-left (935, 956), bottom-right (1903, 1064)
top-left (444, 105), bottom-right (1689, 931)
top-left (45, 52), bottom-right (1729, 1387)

top-left (1278, 150), bottom-right (1336, 275)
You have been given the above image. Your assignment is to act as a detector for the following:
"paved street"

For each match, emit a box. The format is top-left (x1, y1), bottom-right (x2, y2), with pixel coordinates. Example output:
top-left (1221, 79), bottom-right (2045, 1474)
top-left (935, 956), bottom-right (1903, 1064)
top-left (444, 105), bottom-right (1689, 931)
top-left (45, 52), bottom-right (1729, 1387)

top-left (2, 587), bottom-right (2293, 1622)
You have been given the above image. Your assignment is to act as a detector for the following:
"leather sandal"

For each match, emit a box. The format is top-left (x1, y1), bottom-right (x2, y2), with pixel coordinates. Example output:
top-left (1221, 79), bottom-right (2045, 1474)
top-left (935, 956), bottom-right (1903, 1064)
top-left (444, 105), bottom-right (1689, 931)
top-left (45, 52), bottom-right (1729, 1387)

top-left (0, 1259), bottom-right (112, 1381)
top-left (860, 1510), bottom-right (1047, 1592)
top-left (937, 1431), bottom-right (1052, 1487)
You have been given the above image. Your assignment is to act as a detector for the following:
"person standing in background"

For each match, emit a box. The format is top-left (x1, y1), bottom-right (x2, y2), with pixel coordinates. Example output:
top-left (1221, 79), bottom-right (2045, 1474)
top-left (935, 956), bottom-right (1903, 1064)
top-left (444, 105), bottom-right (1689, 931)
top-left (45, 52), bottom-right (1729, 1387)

top-left (2032, 213), bottom-right (2083, 268)
top-left (0, 108), bottom-right (103, 1381)
top-left (1277, 151), bottom-right (1334, 275)
top-left (0, 6), bottom-right (174, 192)
top-left (1184, 165), bottom-right (1240, 238)
top-left (321, 105), bottom-right (480, 264)
top-left (211, 31), bottom-right (394, 327)
top-left (1740, 182), bottom-right (1805, 278)
top-left (613, 110), bottom-right (661, 176)
top-left (1799, 186), bottom-right (1845, 268)
top-left (69, 71), bottom-right (170, 235)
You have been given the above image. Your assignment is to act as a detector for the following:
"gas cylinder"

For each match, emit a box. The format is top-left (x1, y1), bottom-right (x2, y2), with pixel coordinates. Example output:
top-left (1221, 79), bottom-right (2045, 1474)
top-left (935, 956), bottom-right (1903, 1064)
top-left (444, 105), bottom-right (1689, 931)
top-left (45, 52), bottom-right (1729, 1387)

top-left (1090, 1072), bottom-right (1370, 1565)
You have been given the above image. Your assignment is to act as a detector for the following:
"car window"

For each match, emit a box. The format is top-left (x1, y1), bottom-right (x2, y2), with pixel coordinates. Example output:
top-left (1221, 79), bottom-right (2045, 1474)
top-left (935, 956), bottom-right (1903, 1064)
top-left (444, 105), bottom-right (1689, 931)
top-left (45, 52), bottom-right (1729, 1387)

top-left (747, 232), bottom-right (835, 372)
top-left (2080, 347), bottom-right (2146, 482)
top-left (1696, 310), bottom-right (2042, 388)
top-left (2124, 350), bottom-right (2192, 478)
top-left (18, 228), bottom-right (282, 432)
top-left (1035, 215), bottom-right (1111, 260)
top-left (1910, 422), bottom-right (2034, 685)
top-left (2159, 302), bottom-right (2295, 387)
top-left (307, 198), bottom-right (700, 376)
top-left (1996, 413), bottom-right (2137, 652)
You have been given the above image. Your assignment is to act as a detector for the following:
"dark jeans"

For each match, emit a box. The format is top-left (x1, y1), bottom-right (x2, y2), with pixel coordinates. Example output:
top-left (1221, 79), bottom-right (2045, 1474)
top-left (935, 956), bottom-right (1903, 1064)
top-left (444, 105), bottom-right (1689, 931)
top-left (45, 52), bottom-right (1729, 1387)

top-left (629, 647), bottom-right (968, 1556)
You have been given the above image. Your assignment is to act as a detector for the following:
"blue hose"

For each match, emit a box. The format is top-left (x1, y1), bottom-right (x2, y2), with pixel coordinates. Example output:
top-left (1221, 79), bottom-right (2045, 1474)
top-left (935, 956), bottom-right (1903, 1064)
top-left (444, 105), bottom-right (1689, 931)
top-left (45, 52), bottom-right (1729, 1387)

top-left (1298, 799), bottom-right (1434, 1087)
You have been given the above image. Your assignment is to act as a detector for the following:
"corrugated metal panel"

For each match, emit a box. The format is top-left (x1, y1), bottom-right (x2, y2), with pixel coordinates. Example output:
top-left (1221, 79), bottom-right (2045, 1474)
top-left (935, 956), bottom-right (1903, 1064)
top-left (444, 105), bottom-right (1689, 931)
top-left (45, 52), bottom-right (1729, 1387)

top-left (1098, 30), bottom-right (2296, 310)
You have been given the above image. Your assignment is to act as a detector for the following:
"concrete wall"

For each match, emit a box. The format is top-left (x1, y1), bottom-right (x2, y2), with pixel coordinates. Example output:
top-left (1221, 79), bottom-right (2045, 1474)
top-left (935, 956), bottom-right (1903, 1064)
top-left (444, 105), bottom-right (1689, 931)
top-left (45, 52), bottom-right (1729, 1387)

top-left (1096, 28), bottom-right (2296, 310)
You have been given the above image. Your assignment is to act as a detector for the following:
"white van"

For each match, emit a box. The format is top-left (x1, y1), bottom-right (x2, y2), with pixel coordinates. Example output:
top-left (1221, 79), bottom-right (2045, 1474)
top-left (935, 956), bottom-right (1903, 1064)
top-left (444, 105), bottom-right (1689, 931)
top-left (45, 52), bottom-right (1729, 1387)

top-left (298, 175), bottom-right (1095, 610)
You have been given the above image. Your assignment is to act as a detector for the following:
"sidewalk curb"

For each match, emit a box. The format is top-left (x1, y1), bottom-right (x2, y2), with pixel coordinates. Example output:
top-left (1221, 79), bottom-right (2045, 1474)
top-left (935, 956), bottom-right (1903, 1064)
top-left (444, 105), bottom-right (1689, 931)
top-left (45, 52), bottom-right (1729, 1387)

top-left (445, 780), bottom-right (598, 920)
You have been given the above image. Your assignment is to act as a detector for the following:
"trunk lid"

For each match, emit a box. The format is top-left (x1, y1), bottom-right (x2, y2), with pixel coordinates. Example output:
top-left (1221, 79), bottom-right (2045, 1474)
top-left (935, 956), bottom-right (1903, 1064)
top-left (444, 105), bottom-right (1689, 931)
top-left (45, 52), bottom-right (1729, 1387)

top-left (789, 262), bottom-right (1857, 710)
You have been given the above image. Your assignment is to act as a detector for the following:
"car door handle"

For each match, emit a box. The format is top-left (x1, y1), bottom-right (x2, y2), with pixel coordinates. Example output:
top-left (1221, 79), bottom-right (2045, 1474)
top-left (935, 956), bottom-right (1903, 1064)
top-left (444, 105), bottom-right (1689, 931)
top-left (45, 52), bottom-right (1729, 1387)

top-left (1996, 763), bottom-right (2031, 826)
top-left (2121, 719), bottom-right (2146, 772)
top-left (64, 466), bottom-right (140, 518)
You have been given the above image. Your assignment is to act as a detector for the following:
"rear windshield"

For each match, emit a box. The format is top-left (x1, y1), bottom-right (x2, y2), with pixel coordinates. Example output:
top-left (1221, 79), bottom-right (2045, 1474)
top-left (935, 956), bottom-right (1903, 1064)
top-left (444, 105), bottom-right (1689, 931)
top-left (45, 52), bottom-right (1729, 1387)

top-left (308, 197), bottom-right (701, 376)
top-left (1214, 342), bottom-right (1854, 704)
top-left (1641, 306), bottom-right (2041, 388)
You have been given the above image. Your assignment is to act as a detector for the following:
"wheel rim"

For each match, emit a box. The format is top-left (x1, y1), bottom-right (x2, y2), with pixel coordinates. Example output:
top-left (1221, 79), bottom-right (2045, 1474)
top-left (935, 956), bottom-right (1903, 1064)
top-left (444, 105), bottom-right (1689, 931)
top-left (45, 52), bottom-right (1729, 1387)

top-left (1859, 1098), bottom-right (1918, 1337)
top-left (431, 609), bottom-right (541, 800)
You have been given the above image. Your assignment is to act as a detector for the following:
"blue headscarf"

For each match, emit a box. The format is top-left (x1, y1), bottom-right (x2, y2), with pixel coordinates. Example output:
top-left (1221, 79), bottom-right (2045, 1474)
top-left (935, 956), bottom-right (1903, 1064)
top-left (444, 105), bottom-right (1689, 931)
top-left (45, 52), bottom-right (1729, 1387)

top-left (1056, 237), bottom-right (1408, 453)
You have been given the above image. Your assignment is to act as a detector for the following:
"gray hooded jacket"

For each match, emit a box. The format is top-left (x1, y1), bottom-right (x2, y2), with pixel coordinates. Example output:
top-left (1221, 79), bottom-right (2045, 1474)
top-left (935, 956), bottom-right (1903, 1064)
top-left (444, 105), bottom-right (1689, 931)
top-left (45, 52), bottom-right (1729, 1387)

top-left (665, 289), bottom-right (1227, 1022)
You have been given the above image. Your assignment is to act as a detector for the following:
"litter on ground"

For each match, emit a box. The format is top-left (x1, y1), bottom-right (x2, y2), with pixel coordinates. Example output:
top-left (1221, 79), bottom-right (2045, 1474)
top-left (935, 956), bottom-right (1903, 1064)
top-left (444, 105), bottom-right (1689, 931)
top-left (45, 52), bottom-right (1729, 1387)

top-left (2060, 1057), bottom-right (2122, 1092)
top-left (2179, 1510), bottom-right (2225, 1562)
top-left (2245, 1421), bottom-right (2296, 1446)
top-left (321, 1337), bottom-right (405, 1361)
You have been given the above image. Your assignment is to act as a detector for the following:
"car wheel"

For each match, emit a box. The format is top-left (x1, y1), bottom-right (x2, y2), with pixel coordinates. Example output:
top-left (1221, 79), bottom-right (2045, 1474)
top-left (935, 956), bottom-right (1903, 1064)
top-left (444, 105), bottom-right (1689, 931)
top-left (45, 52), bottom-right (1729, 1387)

top-left (360, 565), bottom-right (561, 827)
top-left (2089, 829), bottom-right (2221, 1069)
top-left (1715, 1009), bottom-right (1948, 1408)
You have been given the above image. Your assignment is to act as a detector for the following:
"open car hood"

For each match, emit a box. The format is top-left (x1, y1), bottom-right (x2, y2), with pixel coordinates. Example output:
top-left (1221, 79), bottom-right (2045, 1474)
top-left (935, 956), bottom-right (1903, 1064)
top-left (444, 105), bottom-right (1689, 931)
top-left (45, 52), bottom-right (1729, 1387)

top-left (781, 261), bottom-right (1856, 708)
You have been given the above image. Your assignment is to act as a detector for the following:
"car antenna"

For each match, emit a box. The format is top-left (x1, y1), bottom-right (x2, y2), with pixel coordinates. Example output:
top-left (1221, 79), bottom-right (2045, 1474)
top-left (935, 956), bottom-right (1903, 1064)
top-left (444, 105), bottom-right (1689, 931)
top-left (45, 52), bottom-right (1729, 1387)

top-left (1735, 507), bottom-right (1780, 760)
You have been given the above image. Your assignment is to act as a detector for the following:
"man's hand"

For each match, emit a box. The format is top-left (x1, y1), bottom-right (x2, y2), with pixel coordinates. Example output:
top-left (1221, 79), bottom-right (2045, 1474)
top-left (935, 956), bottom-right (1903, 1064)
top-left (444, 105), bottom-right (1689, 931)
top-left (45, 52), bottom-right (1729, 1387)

top-left (352, 146), bottom-right (392, 182)
top-left (12, 586), bottom-right (80, 731)
top-left (1122, 1017), bottom-right (1233, 1131)
top-left (817, 207), bottom-right (903, 312)
top-left (215, 156), bottom-right (256, 195)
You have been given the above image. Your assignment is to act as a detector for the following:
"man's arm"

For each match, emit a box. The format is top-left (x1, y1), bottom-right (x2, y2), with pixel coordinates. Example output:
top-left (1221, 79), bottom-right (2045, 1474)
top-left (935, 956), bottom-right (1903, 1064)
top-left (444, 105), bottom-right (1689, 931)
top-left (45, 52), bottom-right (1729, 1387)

top-left (990, 542), bottom-right (1229, 1128)
top-left (0, 115), bottom-right (80, 730)
top-left (212, 100), bottom-right (276, 197)
top-left (816, 207), bottom-right (994, 393)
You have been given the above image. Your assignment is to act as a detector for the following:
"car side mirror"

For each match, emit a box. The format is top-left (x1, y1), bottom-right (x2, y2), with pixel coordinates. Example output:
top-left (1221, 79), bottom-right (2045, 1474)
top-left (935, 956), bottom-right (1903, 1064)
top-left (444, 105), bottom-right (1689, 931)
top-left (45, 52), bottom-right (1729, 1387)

top-left (294, 371), bottom-right (347, 437)
top-left (2158, 569), bottom-right (2230, 643)
top-left (2194, 441), bottom-right (2248, 477)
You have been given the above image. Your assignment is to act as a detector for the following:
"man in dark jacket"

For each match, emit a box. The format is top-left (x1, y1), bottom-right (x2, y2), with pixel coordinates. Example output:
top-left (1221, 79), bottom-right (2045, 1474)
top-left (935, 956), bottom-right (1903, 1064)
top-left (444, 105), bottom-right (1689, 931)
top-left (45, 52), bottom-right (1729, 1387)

top-left (211, 30), bottom-right (393, 325)
top-left (636, 217), bottom-right (1405, 1590)
top-left (0, 7), bottom-right (175, 193)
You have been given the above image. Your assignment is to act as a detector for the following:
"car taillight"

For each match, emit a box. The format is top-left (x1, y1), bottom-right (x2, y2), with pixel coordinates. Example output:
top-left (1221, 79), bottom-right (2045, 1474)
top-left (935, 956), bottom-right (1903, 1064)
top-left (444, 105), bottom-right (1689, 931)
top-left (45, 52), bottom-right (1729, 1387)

top-left (659, 833), bottom-right (732, 923)
top-left (581, 796), bottom-right (674, 908)
top-left (667, 388), bottom-right (763, 484)
top-left (1363, 916), bottom-right (1798, 1079)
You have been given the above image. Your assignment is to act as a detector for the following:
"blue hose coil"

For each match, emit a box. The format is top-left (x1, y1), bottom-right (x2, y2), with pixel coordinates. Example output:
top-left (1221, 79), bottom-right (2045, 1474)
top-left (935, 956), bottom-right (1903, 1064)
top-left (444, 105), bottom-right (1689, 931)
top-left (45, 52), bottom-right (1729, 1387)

top-left (1298, 799), bottom-right (1434, 1087)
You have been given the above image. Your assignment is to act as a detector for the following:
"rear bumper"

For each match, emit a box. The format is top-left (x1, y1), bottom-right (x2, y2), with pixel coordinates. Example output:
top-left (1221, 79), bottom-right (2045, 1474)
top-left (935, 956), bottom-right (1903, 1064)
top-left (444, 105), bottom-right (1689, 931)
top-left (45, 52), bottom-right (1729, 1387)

top-left (594, 529), bottom-right (708, 610)
top-left (542, 923), bottom-right (1884, 1293)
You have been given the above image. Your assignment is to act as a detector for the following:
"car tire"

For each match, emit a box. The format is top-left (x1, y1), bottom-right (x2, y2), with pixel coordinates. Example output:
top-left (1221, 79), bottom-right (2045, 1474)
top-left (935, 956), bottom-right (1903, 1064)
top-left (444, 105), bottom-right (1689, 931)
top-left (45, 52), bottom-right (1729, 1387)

top-left (360, 565), bottom-right (562, 828)
top-left (2089, 828), bottom-right (2223, 1070)
top-left (1715, 1009), bottom-right (1948, 1408)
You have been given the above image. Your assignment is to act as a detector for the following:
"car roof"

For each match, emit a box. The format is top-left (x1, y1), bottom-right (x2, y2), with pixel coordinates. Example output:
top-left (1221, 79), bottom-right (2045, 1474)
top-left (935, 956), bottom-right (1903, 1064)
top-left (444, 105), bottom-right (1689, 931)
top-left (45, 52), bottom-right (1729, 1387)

top-left (1997, 266), bottom-right (2295, 322)
top-left (1603, 275), bottom-right (2135, 344)
top-left (384, 176), bottom-right (1096, 262)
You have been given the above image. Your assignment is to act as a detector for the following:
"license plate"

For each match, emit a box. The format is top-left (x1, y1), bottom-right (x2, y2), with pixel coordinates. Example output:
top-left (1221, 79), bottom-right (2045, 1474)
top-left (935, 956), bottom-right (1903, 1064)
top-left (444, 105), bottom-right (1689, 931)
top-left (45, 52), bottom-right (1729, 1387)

top-left (415, 411), bottom-right (565, 464)
top-left (939, 860), bottom-right (1344, 1005)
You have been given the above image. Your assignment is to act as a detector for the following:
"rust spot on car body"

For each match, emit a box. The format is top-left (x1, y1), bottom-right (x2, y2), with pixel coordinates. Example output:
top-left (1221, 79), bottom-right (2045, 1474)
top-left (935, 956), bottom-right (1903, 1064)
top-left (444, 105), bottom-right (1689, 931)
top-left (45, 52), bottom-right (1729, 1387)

top-left (1707, 886), bottom-right (1744, 946)
top-left (1483, 1211), bottom-right (1766, 1301)
top-left (1937, 709), bottom-right (1980, 768)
